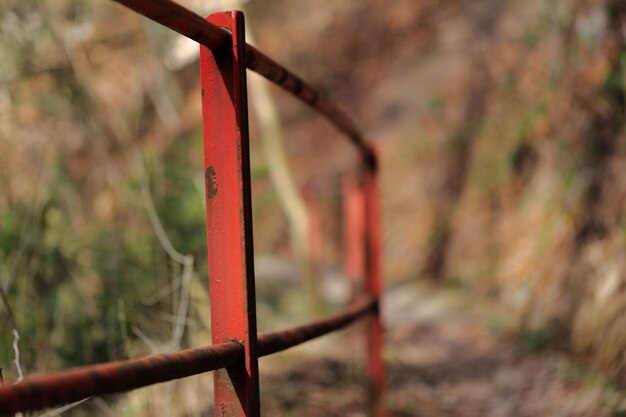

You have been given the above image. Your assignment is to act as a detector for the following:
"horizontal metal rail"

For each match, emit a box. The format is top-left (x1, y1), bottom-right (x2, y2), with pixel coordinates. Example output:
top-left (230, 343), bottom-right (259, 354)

top-left (111, 0), bottom-right (377, 170)
top-left (0, 299), bottom-right (376, 415)
top-left (0, 341), bottom-right (243, 415)
top-left (258, 296), bottom-right (377, 357)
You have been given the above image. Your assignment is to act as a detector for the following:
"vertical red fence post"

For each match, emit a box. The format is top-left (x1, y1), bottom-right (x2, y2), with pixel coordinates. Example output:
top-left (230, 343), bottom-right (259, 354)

top-left (200, 11), bottom-right (260, 417)
top-left (342, 176), bottom-right (366, 292)
top-left (364, 148), bottom-right (384, 417)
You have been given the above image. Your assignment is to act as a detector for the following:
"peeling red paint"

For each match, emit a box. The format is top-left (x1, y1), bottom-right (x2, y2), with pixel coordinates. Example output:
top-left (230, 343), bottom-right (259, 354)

top-left (200, 11), bottom-right (260, 417)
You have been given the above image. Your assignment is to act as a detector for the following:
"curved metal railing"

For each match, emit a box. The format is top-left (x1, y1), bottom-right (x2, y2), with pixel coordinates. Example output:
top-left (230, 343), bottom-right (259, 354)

top-left (112, 0), bottom-right (377, 170)
top-left (0, 1), bottom-right (383, 416)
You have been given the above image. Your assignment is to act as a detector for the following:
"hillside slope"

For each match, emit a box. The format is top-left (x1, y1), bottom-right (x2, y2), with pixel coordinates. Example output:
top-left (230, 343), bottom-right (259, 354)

top-left (249, 0), bottom-right (626, 385)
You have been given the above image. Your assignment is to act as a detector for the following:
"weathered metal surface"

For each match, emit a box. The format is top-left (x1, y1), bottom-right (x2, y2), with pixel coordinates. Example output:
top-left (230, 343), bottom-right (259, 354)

top-left (112, 0), bottom-right (230, 51)
top-left (0, 342), bottom-right (244, 415)
top-left (110, 0), bottom-right (376, 170)
top-left (244, 46), bottom-right (377, 170)
top-left (257, 297), bottom-right (377, 357)
top-left (364, 146), bottom-right (385, 417)
top-left (0, 4), bottom-right (385, 417)
top-left (200, 11), bottom-right (260, 417)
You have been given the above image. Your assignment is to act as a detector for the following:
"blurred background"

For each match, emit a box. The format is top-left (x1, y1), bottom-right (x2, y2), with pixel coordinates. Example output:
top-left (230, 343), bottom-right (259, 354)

top-left (1, 0), bottom-right (626, 415)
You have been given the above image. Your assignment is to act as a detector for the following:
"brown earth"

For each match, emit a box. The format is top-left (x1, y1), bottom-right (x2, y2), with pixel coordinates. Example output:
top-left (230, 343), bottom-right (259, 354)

top-left (259, 284), bottom-right (625, 417)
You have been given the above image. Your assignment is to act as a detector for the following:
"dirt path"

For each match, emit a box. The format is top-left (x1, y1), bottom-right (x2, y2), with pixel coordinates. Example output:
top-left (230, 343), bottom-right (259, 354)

top-left (259, 284), bottom-right (625, 417)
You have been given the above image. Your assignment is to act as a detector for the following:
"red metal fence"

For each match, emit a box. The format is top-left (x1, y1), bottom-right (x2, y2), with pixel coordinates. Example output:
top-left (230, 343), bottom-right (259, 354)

top-left (0, 1), bottom-right (383, 416)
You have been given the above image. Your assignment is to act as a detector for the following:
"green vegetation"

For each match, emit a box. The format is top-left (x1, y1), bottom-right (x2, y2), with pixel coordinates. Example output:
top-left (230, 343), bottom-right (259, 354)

top-left (517, 328), bottom-right (555, 354)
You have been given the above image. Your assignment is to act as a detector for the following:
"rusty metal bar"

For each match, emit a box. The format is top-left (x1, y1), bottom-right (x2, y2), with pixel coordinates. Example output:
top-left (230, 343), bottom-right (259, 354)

top-left (0, 342), bottom-right (243, 415)
top-left (244, 47), bottom-right (377, 170)
top-left (110, 0), bottom-right (377, 170)
top-left (112, 0), bottom-right (230, 50)
top-left (257, 297), bottom-right (377, 357)
top-left (200, 11), bottom-right (260, 417)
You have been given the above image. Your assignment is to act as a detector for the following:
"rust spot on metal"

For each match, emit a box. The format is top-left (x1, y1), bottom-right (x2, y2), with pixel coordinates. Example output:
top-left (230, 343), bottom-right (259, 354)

top-left (206, 166), bottom-right (218, 199)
